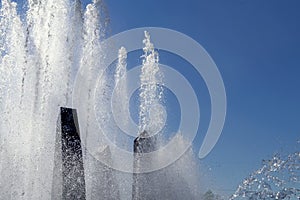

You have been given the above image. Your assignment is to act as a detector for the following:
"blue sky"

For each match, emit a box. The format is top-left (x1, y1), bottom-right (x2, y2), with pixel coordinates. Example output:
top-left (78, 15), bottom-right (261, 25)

top-left (101, 0), bottom-right (300, 196)
top-left (12, 0), bottom-right (300, 197)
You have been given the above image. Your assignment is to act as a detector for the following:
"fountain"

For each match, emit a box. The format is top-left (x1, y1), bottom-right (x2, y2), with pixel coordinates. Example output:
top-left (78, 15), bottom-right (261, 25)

top-left (0, 0), bottom-right (202, 199)
top-left (1, 0), bottom-right (299, 199)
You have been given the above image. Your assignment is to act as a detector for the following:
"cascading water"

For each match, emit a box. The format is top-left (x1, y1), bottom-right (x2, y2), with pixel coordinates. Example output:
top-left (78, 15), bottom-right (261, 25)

top-left (4, 1), bottom-right (298, 200)
top-left (0, 2), bottom-right (29, 198)
top-left (0, 0), bottom-right (203, 199)
top-left (230, 151), bottom-right (300, 200)
top-left (0, 0), bottom-right (102, 198)
top-left (0, 0), bottom-right (300, 199)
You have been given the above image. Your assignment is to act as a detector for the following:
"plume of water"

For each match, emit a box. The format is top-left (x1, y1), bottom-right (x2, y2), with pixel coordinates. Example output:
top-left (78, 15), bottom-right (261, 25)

top-left (0, 0), bottom-right (105, 198)
top-left (230, 151), bottom-right (300, 200)
top-left (112, 47), bottom-right (135, 200)
top-left (113, 46), bottom-right (129, 139)
top-left (138, 31), bottom-right (164, 135)
top-left (77, 1), bottom-right (115, 199)
top-left (132, 32), bottom-right (202, 200)
top-left (0, 1), bottom-right (30, 199)
top-left (0, 1), bottom-right (203, 199)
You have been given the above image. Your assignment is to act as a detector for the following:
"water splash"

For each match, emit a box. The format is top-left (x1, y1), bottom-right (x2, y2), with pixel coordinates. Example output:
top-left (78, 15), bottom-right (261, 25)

top-left (113, 46), bottom-right (129, 137)
top-left (139, 31), bottom-right (164, 135)
top-left (230, 151), bottom-right (300, 200)
top-left (115, 47), bottom-right (127, 85)
top-left (0, 0), bottom-right (107, 198)
top-left (0, 0), bottom-right (203, 199)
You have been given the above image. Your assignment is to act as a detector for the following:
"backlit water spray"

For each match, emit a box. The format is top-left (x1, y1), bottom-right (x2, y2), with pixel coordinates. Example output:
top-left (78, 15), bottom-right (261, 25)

top-left (230, 152), bottom-right (300, 200)
top-left (2, 0), bottom-right (297, 199)
top-left (0, 0), bottom-right (202, 199)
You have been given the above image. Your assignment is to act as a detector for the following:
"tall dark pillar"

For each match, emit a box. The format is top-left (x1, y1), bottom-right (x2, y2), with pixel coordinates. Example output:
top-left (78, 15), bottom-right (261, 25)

top-left (132, 131), bottom-right (157, 200)
top-left (52, 107), bottom-right (86, 200)
top-left (132, 132), bottom-right (195, 200)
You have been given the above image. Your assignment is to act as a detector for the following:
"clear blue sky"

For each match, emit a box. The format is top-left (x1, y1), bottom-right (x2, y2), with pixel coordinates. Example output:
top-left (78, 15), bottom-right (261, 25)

top-left (100, 0), bottom-right (300, 196)
top-left (13, 0), bottom-right (300, 197)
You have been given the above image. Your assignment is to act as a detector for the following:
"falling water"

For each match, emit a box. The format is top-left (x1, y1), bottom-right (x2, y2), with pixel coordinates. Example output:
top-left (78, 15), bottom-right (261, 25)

top-left (230, 151), bottom-right (300, 200)
top-left (0, 0), bottom-right (105, 199)
top-left (0, 2), bottom-right (30, 198)
top-left (0, 0), bottom-right (204, 199)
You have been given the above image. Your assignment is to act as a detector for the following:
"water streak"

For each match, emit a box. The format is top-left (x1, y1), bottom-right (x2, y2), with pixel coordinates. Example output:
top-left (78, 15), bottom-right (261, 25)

top-left (0, 1), bottom-right (203, 199)
top-left (139, 31), bottom-right (164, 135)
top-left (0, 0), bottom-right (104, 198)
top-left (230, 152), bottom-right (300, 200)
